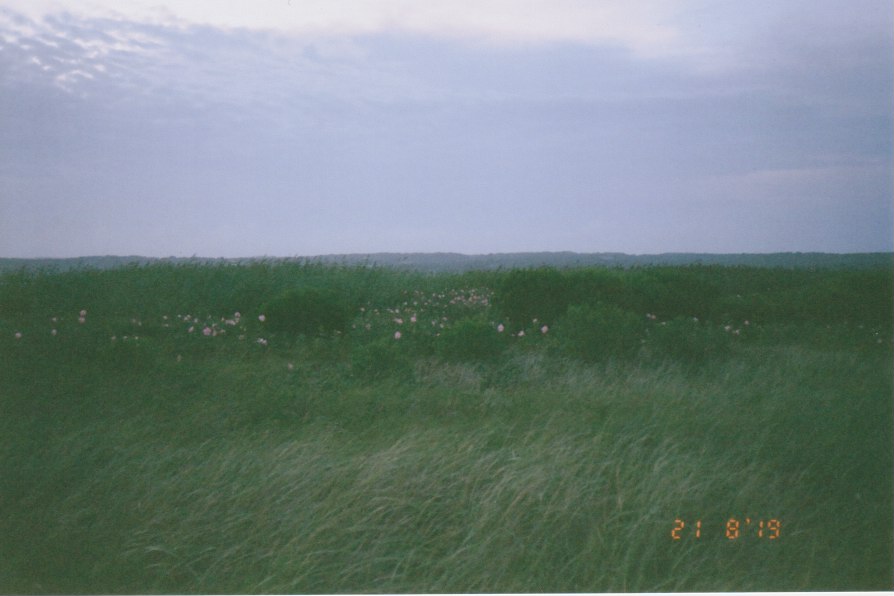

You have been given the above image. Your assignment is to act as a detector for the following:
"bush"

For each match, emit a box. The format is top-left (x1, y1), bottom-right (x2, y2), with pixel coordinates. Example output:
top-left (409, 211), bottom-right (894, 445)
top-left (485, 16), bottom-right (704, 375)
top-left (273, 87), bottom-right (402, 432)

top-left (435, 318), bottom-right (507, 364)
top-left (555, 303), bottom-right (644, 362)
top-left (261, 287), bottom-right (352, 337)
top-left (493, 268), bottom-right (572, 329)
top-left (645, 316), bottom-right (732, 365)
top-left (351, 336), bottom-right (413, 381)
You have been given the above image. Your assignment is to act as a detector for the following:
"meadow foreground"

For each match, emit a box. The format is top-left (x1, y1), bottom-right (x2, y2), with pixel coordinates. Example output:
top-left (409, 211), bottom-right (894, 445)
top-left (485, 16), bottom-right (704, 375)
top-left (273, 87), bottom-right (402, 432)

top-left (1, 262), bottom-right (891, 592)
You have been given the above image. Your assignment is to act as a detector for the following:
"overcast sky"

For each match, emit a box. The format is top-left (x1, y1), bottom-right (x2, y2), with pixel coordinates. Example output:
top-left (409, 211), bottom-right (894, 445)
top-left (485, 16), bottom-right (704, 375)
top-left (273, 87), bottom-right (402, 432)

top-left (1, 1), bottom-right (891, 258)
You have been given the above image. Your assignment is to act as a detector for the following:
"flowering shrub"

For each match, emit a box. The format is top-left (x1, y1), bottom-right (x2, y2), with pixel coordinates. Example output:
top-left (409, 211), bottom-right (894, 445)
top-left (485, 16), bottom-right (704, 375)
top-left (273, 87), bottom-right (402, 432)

top-left (261, 288), bottom-right (352, 337)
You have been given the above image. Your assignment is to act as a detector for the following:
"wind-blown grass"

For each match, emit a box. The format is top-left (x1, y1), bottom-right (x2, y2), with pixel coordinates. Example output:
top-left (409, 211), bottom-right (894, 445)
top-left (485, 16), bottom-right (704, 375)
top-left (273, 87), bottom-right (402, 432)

top-left (1, 263), bottom-right (891, 592)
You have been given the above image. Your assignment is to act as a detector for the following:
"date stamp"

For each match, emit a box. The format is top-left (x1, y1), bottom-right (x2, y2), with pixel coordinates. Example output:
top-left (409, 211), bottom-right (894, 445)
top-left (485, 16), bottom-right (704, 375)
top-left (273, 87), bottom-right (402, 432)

top-left (672, 518), bottom-right (781, 540)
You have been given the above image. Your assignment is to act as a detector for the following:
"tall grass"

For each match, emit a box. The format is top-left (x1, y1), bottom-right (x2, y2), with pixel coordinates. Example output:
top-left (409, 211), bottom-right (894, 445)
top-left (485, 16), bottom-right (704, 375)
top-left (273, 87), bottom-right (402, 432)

top-left (1, 263), bottom-right (891, 592)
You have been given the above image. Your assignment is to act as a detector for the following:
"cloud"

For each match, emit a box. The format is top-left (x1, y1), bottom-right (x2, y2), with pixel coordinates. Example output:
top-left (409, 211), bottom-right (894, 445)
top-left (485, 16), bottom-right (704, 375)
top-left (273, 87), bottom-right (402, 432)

top-left (1, 2), bottom-right (891, 257)
top-left (4, 0), bottom-right (686, 56)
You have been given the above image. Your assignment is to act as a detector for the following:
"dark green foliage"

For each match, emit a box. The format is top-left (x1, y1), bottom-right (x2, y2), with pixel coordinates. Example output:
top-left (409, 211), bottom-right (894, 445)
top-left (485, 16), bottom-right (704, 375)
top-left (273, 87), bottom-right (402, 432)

top-left (493, 267), bottom-right (572, 328)
top-left (645, 316), bottom-right (732, 365)
top-left (262, 287), bottom-right (353, 337)
top-left (435, 318), bottom-right (506, 363)
top-left (351, 336), bottom-right (414, 381)
top-left (564, 268), bottom-right (632, 310)
top-left (628, 267), bottom-right (723, 319)
top-left (1, 261), bottom-right (893, 593)
top-left (555, 303), bottom-right (645, 362)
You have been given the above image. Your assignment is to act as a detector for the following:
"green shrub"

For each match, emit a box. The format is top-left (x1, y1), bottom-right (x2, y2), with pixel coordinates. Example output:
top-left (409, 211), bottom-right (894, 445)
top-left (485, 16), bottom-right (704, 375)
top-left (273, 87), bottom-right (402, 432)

top-left (435, 318), bottom-right (507, 364)
top-left (261, 287), bottom-right (352, 337)
top-left (646, 316), bottom-right (732, 365)
top-left (555, 303), bottom-right (644, 362)
top-left (493, 267), bottom-right (572, 329)
top-left (351, 336), bottom-right (413, 381)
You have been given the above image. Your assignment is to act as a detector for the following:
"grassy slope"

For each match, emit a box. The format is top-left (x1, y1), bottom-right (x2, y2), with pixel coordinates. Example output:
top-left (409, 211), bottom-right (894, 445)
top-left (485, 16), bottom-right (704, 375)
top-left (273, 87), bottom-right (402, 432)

top-left (0, 263), bottom-right (891, 593)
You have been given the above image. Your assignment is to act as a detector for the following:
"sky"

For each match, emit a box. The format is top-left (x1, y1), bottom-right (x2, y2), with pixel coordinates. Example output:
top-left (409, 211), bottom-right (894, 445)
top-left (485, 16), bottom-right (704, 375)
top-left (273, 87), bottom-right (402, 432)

top-left (1, 1), bottom-right (891, 258)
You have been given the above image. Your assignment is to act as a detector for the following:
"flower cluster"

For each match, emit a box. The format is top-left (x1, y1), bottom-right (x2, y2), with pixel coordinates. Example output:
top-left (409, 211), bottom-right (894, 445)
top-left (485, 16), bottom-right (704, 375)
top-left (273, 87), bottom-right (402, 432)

top-left (355, 287), bottom-right (494, 342)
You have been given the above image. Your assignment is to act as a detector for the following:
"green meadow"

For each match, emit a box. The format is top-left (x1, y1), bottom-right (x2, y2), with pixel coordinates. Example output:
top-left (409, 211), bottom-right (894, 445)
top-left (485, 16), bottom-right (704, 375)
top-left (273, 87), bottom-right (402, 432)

top-left (1, 262), bottom-right (891, 593)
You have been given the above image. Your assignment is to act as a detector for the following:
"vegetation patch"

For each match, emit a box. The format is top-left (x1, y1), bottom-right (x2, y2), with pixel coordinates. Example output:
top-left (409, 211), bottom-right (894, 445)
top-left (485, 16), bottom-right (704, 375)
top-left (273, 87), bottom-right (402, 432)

top-left (261, 287), bottom-right (353, 337)
top-left (1, 262), bottom-right (891, 593)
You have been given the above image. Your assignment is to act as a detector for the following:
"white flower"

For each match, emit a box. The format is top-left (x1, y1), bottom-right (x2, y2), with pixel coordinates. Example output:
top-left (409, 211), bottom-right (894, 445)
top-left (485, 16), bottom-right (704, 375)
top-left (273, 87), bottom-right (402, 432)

top-left (541, 325), bottom-right (549, 334)
top-left (394, 331), bottom-right (402, 340)
top-left (258, 314), bottom-right (266, 322)
top-left (14, 331), bottom-right (22, 340)
top-left (497, 323), bottom-right (505, 333)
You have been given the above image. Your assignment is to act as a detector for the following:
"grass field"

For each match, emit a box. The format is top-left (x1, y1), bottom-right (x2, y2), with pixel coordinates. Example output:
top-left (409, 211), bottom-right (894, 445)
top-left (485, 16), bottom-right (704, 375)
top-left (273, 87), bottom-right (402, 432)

top-left (1, 262), bottom-right (891, 593)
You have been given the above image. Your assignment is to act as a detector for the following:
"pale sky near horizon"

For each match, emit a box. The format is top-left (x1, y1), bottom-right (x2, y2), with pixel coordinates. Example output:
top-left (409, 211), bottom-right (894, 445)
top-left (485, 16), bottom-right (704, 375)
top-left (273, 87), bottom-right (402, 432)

top-left (1, 1), bottom-right (891, 258)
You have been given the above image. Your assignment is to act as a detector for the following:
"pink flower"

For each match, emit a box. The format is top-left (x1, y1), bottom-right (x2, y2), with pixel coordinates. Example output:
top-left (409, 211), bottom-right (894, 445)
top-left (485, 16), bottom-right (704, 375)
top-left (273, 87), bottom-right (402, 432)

top-left (394, 331), bottom-right (402, 340)
top-left (203, 326), bottom-right (213, 336)
top-left (258, 314), bottom-right (266, 322)
top-left (410, 315), bottom-right (417, 323)
top-left (497, 323), bottom-right (505, 333)
top-left (78, 317), bottom-right (86, 324)
top-left (79, 309), bottom-right (87, 317)
top-left (257, 338), bottom-right (268, 346)
top-left (188, 326), bottom-right (195, 334)
top-left (517, 330), bottom-right (525, 337)
top-left (541, 325), bottom-right (549, 334)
